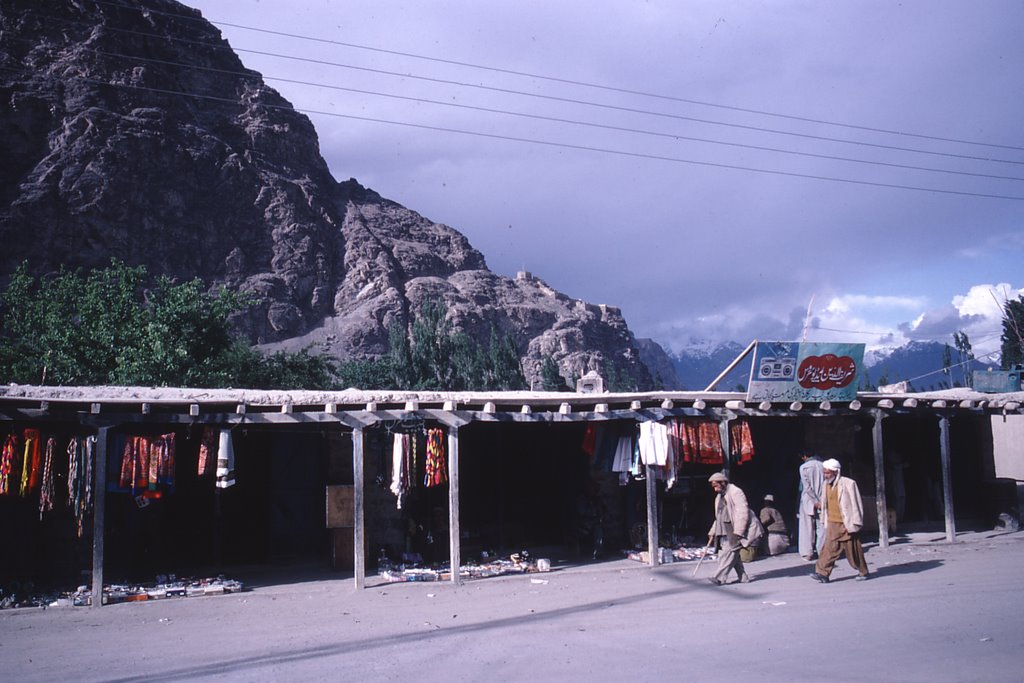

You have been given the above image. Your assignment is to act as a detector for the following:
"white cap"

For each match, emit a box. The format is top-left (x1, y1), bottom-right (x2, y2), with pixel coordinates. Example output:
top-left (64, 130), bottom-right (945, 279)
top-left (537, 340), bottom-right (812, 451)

top-left (763, 494), bottom-right (774, 502)
top-left (822, 458), bottom-right (841, 471)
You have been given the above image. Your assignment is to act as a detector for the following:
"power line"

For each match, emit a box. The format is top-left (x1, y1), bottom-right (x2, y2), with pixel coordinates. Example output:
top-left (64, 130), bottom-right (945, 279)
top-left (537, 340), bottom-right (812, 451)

top-left (3, 66), bottom-right (1017, 202)
top-left (0, 58), bottom-right (1018, 202)
top-left (91, 0), bottom-right (1024, 154)
top-left (24, 9), bottom-right (1024, 168)
top-left (86, 48), bottom-right (1024, 184)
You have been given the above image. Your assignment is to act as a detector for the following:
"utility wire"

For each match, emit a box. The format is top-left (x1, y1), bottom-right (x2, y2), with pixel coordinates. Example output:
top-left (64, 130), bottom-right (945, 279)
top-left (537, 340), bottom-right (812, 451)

top-left (68, 77), bottom-right (1024, 201)
top-left (91, 0), bottom-right (1024, 154)
top-left (22, 9), bottom-right (1024, 168)
top-left (1, 61), bottom-right (1019, 202)
top-left (85, 48), bottom-right (1024, 184)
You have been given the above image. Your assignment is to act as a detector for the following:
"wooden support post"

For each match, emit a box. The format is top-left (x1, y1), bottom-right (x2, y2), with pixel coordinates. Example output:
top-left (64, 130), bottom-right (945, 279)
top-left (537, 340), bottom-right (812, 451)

top-left (939, 416), bottom-right (956, 543)
top-left (352, 428), bottom-right (366, 590)
top-left (645, 462), bottom-right (658, 566)
top-left (871, 410), bottom-right (890, 550)
top-left (91, 427), bottom-right (109, 608)
top-left (448, 428), bottom-right (462, 585)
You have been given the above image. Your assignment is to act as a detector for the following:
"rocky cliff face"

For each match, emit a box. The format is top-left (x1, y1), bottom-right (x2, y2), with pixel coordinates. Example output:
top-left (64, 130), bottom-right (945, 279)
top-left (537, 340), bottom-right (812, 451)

top-left (0, 0), bottom-right (654, 389)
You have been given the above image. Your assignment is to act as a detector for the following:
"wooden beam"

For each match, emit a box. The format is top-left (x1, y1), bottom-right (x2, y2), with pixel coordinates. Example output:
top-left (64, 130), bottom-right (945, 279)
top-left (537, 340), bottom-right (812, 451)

top-left (939, 416), bottom-right (956, 543)
top-left (871, 410), bottom-right (890, 550)
top-left (92, 427), bottom-right (109, 608)
top-left (448, 427), bottom-right (462, 585)
top-left (352, 428), bottom-right (365, 590)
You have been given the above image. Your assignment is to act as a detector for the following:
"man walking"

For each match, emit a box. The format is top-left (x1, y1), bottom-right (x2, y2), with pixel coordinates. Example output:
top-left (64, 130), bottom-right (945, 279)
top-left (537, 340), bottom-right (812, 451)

top-left (810, 458), bottom-right (870, 583)
top-left (707, 471), bottom-right (752, 585)
top-left (798, 451), bottom-right (825, 560)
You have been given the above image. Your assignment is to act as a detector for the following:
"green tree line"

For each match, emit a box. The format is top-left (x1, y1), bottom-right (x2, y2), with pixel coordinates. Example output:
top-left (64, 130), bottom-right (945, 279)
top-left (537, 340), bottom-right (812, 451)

top-left (0, 261), bottom-right (530, 391)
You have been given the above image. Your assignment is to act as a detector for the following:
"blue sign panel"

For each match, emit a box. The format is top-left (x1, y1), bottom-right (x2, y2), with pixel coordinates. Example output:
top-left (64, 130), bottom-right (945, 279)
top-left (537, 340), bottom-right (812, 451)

top-left (747, 341), bottom-right (865, 402)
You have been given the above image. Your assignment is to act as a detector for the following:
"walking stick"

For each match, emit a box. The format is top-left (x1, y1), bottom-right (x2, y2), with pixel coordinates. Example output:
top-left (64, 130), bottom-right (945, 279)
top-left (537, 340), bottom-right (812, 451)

top-left (692, 535), bottom-right (715, 577)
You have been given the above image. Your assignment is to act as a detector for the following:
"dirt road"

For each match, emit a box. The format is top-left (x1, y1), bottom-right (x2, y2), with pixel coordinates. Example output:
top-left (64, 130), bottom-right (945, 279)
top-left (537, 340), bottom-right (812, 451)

top-left (2, 530), bottom-right (1022, 682)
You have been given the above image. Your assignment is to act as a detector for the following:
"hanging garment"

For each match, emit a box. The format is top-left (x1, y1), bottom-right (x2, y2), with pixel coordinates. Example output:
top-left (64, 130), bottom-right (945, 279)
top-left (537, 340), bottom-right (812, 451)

top-left (611, 434), bottom-right (634, 473)
top-left (156, 433), bottom-right (176, 486)
top-left (39, 436), bottom-right (56, 519)
top-left (0, 434), bottom-right (19, 496)
top-left (730, 421), bottom-right (755, 464)
top-left (638, 421), bottom-right (669, 466)
top-left (119, 437), bottom-right (135, 489)
top-left (697, 422), bottom-right (725, 465)
top-left (67, 438), bottom-right (79, 506)
top-left (19, 428), bottom-right (41, 496)
top-left (390, 433), bottom-right (407, 509)
top-left (215, 430), bottom-right (236, 489)
top-left (66, 437), bottom-right (94, 538)
top-left (198, 426), bottom-right (218, 476)
top-left (424, 428), bottom-right (447, 487)
top-left (148, 437), bottom-right (160, 491)
top-left (581, 424), bottom-right (599, 457)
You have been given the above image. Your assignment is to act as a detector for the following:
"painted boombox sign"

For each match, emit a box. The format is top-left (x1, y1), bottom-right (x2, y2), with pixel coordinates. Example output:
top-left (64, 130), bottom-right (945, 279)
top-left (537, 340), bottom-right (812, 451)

top-left (747, 341), bottom-right (865, 402)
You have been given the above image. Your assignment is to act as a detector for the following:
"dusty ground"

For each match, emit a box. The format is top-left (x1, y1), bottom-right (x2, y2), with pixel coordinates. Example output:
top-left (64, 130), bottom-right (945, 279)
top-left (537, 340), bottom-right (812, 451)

top-left (2, 529), bottom-right (1023, 682)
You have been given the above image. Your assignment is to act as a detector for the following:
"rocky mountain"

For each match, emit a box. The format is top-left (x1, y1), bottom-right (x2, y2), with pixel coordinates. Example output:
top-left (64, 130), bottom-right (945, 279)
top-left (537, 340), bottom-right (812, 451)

top-left (0, 0), bottom-right (652, 389)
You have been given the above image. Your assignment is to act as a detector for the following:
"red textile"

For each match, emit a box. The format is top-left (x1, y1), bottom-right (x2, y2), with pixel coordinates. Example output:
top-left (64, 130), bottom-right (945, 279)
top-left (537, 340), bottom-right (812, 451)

top-left (676, 421), bottom-right (725, 465)
top-left (730, 421), bottom-right (755, 464)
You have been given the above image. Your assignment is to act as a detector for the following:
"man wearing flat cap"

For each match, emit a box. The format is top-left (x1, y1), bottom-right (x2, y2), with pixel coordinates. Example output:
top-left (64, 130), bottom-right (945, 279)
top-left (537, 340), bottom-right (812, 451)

top-left (707, 471), bottom-right (752, 585)
top-left (810, 459), bottom-right (870, 583)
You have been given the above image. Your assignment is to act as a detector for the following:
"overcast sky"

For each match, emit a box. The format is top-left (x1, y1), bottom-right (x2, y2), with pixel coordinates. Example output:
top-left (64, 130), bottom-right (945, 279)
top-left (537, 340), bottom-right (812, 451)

top-left (182, 0), bottom-right (1023, 362)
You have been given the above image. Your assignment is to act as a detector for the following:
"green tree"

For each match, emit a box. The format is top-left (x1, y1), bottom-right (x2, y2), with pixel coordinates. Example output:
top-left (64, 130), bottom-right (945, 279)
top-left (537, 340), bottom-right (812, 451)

top-left (942, 343), bottom-right (953, 389)
top-left (115, 276), bottom-right (249, 387)
top-left (1001, 295), bottom-right (1024, 369)
top-left (0, 261), bottom-right (147, 385)
top-left (485, 326), bottom-right (527, 390)
top-left (0, 260), bottom-right (341, 389)
top-left (377, 300), bottom-right (527, 391)
top-left (540, 355), bottom-right (569, 391)
top-left (953, 331), bottom-right (974, 388)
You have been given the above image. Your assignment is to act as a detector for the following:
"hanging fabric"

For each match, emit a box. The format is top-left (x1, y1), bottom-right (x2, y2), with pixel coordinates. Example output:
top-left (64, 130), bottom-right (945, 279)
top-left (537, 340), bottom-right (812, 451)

top-left (611, 434), bottom-right (634, 473)
top-left (20, 428), bottom-right (41, 496)
top-left (581, 424), bottom-right (599, 457)
top-left (424, 428), bottom-right (447, 487)
top-left (697, 422), bottom-right (725, 465)
top-left (638, 421), bottom-right (669, 466)
top-left (730, 421), bottom-right (755, 464)
top-left (390, 433), bottom-right (408, 509)
top-left (215, 429), bottom-right (236, 488)
top-left (198, 426), bottom-right (218, 476)
top-left (66, 436), bottom-right (94, 538)
top-left (156, 433), bottom-right (176, 486)
top-left (0, 433), bottom-right (19, 496)
top-left (67, 438), bottom-right (79, 506)
top-left (38, 436), bottom-right (56, 519)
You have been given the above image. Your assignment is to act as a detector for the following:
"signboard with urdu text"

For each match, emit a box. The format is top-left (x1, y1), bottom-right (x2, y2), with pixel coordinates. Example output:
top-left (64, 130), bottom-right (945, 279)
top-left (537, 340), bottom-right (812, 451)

top-left (746, 341), bottom-right (865, 402)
